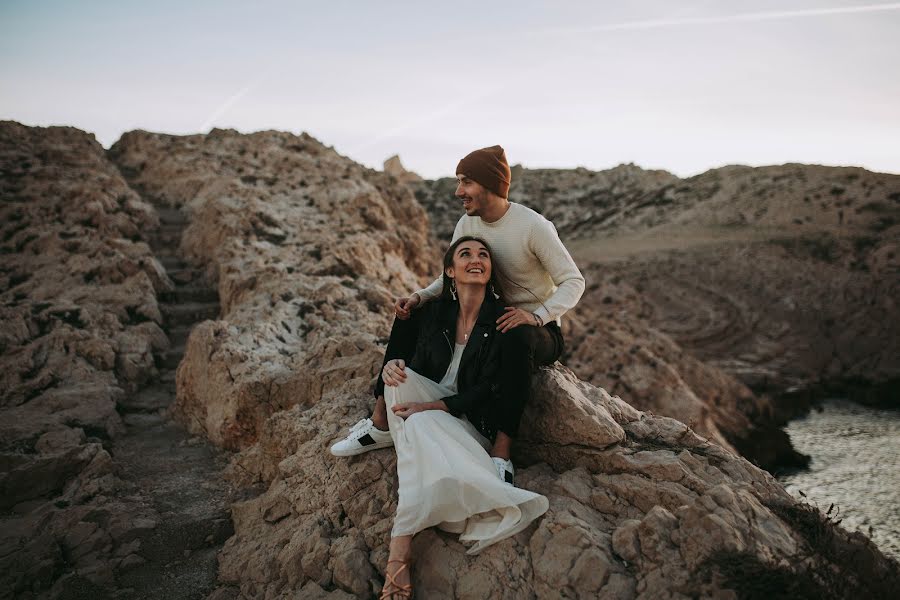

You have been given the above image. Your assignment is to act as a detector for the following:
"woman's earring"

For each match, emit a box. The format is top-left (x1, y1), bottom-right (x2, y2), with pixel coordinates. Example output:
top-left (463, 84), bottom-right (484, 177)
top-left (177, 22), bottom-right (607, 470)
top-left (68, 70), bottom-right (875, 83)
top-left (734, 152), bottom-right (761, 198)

top-left (450, 279), bottom-right (458, 300)
top-left (490, 283), bottom-right (500, 300)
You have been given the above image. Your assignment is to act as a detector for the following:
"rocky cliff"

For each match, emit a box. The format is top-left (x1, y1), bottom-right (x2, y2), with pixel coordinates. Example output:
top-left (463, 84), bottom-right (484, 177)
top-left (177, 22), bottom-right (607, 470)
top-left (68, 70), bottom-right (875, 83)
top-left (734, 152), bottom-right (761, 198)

top-left (413, 163), bottom-right (900, 443)
top-left (0, 122), bottom-right (170, 596)
top-left (3, 122), bottom-right (897, 599)
top-left (109, 128), bottom-right (437, 452)
top-left (107, 129), bottom-right (896, 598)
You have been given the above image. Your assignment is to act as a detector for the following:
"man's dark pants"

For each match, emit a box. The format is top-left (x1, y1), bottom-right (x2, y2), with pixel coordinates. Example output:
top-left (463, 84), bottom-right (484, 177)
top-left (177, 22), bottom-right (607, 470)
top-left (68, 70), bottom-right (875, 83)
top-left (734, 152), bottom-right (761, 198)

top-left (491, 322), bottom-right (564, 439)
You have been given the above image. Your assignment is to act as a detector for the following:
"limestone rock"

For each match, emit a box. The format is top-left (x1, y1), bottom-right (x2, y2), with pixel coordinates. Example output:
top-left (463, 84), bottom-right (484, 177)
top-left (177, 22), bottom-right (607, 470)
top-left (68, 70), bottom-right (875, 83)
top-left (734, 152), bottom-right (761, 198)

top-left (109, 128), bottom-right (439, 451)
top-left (216, 364), bottom-right (897, 599)
top-left (0, 121), bottom-right (171, 598)
top-left (413, 163), bottom-right (900, 465)
top-left (383, 154), bottom-right (423, 184)
top-left (520, 163), bottom-right (900, 405)
top-left (102, 130), bottom-right (896, 598)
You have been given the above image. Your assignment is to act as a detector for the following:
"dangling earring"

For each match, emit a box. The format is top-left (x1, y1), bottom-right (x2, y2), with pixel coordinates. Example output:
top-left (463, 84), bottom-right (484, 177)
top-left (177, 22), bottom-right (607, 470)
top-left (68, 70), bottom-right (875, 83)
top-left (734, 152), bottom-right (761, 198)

top-left (450, 279), bottom-right (458, 300)
top-left (490, 283), bottom-right (500, 300)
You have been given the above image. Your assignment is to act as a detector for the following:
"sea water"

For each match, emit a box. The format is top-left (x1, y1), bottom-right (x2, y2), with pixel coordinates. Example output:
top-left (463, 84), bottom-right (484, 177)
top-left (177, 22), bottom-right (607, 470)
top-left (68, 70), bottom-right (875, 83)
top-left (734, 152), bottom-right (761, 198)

top-left (778, 399), bottom-right (900, 560)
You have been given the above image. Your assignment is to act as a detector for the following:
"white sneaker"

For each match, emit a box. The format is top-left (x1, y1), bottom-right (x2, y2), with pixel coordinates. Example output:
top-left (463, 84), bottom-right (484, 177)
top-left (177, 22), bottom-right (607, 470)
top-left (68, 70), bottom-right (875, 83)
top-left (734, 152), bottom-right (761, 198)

top-left (492, 457), bottom-right (515, 485)
top-left (330, 418), bottom-right (393, 457)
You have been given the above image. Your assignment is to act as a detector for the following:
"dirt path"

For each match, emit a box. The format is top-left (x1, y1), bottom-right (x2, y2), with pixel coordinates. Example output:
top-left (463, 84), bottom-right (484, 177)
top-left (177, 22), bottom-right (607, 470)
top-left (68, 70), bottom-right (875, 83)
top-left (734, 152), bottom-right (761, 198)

top-left (104, 208), bottom-right (239, 600)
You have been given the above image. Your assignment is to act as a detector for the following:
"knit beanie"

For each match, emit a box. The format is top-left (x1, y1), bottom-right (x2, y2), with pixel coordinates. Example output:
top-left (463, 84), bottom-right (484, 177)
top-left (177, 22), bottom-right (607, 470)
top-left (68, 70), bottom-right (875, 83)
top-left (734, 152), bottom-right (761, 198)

top-left (456, 145), bottom-right (511, 199)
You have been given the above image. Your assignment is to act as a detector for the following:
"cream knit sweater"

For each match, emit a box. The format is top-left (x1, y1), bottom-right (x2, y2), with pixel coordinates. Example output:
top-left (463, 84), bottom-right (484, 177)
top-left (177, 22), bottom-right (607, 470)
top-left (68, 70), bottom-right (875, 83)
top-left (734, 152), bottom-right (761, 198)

top-left (414, 202), bottom-right (585, 324)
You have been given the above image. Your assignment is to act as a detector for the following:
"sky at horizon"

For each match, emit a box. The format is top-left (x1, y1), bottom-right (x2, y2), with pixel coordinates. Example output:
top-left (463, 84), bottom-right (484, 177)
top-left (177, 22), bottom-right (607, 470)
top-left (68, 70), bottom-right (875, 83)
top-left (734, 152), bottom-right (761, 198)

top-left (2, 0), bottom-right (899, 179)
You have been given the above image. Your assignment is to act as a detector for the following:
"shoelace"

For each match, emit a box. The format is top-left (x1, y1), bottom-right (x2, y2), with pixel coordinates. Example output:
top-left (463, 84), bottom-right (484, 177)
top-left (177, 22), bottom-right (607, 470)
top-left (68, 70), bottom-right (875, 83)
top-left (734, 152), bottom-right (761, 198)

top-left (349, 418), bottom-right (371, 433)
top-left (346, 418), bottom-right (377, 441)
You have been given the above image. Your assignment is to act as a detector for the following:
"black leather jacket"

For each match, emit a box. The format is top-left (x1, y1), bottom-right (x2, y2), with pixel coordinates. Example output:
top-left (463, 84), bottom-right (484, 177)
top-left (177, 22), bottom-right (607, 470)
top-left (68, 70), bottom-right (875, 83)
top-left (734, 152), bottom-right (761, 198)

top-left (374, 291), bottom-right (504, 439)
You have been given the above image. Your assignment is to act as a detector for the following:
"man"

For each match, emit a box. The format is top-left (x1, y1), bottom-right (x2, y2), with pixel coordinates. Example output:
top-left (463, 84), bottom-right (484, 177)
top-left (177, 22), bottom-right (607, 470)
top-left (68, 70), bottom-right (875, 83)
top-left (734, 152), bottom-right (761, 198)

top-left (331, 145), bottom-right (585, 484)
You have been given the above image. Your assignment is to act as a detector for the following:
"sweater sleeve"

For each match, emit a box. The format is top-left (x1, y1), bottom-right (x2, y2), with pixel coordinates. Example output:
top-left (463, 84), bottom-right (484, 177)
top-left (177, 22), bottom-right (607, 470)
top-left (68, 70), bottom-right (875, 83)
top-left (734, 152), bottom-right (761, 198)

top-left (411, 217), bottom-right (464, 301)
top-left (528, 219), bottom-right (585, 323)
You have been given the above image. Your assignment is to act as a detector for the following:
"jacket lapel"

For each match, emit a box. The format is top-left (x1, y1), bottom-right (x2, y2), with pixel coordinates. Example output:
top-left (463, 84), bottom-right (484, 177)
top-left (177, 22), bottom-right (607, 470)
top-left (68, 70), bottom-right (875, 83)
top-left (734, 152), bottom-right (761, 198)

top-left (458, 293), bottom-right (498, 372)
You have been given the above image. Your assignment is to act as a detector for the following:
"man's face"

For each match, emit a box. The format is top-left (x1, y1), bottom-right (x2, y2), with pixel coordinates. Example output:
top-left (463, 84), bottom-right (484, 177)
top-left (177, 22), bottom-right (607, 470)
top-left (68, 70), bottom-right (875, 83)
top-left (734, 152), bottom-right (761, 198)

top-left (455, 174), bottom-right (490, 217)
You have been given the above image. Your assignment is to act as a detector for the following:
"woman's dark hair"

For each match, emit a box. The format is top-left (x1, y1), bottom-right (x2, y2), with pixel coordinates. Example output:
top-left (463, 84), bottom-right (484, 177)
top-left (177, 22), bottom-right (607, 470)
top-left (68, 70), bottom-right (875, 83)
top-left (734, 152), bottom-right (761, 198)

top-left (439, 236), bottom-right (507, 302)
top-left (438, 236), bottom-right (551, 317)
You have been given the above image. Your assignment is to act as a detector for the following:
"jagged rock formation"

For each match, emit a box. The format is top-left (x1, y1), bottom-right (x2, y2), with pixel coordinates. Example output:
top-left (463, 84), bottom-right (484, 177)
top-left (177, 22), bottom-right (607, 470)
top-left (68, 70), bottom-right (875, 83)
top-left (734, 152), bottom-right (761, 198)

top-left (414, 163), bottom-right (900, 418)
top-left (383, 155), bottom-right (422, 184)
top-left (561, 272), bottom-right (798, 469)
top-left (0, 122), bottom-right (168, 596)
top-left (108, 128), bottom-right (438, 451)
top-left (105, 129), bottom-right (897, 598)
top-left (4, 122), bottom-right (896, 597)
top-left (208, 366), bottom-right (897, 600)
top-left (0, 122), bottom-right (243, 600)
top-left (411, 168), bottom-right (793, 468)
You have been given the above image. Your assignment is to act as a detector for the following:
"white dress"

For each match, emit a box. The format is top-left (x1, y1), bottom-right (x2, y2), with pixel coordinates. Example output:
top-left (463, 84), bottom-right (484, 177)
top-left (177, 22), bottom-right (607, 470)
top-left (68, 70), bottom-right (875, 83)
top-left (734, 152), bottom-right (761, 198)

top-left (385, 343), bottom-right (549, 554)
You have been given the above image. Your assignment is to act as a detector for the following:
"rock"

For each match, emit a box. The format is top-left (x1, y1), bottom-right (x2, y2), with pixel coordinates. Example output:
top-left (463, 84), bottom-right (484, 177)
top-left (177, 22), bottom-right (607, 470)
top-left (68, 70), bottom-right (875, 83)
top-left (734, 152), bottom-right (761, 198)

top-left (0, 122), bottom-right (170, 439)
top-left (9, 122), bottom-right (894, 598)
top-left (0, 122), bottom-right (174, 599)
top-left (519, 163), bottom-right (899, 407)
top-left (211, 362), bottom-right (899, 599)
top-left (35, 427), bottom-right (87, 454)
top-left (517, 365), bottom-right (630, 460)
top-left (413, 163), bottom-right (900, 466)
top-left (383, 155), bottom-right (423, 184)
top-left (103, 129), bottom-right (897, 598)
top-left (109, 128), bottom-right (439, 451)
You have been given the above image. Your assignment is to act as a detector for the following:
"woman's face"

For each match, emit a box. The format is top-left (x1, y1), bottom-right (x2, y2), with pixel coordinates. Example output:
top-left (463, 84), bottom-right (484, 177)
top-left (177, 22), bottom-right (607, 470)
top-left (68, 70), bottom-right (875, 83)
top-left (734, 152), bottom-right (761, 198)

top-left (447, 241), bottom-right (492, 286)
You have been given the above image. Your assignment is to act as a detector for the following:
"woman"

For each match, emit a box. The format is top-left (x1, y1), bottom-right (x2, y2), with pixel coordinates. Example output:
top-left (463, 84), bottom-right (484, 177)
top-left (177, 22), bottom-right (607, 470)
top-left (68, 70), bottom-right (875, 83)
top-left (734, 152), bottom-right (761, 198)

top-left (374, 236), bottom-right (549, 600)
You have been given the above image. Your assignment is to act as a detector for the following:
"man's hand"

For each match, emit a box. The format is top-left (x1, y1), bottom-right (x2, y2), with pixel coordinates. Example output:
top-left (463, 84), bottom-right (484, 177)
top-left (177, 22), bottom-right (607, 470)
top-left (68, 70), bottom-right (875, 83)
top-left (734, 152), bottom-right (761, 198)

top-left (393, 293), bottom-right (421, 320)
top-left (382, 359), bottom-right (407, 386)
top-left (496, 307), bottom-right (540, 333)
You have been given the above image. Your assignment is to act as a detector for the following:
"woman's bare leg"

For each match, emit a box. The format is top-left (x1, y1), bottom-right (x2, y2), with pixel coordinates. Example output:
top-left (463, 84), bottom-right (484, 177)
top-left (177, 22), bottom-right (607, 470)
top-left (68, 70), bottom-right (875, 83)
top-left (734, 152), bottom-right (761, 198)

top-left (383, 535), bottom-right (413, 596)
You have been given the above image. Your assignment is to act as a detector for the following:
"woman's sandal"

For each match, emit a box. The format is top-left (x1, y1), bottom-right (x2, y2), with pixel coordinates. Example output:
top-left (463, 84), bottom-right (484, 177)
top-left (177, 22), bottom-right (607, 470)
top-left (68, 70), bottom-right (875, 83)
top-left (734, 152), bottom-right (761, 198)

top-left (380, 558), bottom-right (413, 599)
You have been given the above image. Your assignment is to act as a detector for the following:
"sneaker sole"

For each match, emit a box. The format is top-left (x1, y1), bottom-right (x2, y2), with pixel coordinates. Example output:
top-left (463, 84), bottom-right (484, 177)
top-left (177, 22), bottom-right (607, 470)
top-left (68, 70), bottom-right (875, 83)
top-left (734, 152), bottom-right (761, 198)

top-left (330, 439), bottom-right (394, 457)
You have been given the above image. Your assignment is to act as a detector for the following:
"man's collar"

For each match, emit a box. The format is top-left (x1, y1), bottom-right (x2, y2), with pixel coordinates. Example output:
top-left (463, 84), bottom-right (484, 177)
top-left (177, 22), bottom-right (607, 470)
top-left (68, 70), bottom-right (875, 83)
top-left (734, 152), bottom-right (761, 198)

top-left (479, 200), bottom-right (512, 224)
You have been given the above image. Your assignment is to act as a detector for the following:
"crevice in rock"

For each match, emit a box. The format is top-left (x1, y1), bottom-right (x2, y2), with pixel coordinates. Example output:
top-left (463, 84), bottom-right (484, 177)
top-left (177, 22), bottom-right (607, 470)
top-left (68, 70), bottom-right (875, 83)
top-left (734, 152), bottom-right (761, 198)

top-left (99, 191), bottom-right (248, 599)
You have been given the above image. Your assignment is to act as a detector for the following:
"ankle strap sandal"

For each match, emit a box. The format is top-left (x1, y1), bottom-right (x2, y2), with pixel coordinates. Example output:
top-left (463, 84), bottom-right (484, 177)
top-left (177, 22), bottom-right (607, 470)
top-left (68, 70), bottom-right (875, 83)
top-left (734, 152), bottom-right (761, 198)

top-left (380, 558), bottom-right (413, 599)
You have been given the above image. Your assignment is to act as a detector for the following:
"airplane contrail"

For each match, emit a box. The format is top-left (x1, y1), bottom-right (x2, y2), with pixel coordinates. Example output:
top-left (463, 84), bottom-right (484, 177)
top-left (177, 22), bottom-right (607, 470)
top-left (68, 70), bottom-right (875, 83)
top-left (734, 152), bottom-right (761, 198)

top-left (199, 3), bottom-right (900, 156)
top-left (199, 69), bottom-right (272, 133)
top-left (347, 85), bottom-right (504, 154)
top-left (527, 2), bottom-right (900, 35)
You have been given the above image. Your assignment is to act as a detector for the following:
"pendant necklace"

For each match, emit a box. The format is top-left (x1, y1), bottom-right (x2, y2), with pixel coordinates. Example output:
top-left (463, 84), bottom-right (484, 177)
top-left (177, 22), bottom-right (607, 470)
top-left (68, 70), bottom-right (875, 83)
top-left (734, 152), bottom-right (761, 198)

top-left (460, 315), bottom-right (475, 341)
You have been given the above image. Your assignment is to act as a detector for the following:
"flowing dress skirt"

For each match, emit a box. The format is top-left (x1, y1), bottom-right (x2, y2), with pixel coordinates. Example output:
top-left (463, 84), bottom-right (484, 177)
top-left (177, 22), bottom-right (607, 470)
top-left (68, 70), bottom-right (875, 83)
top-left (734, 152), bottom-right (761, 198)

top-left (385, 368), bottom-right (549, 554)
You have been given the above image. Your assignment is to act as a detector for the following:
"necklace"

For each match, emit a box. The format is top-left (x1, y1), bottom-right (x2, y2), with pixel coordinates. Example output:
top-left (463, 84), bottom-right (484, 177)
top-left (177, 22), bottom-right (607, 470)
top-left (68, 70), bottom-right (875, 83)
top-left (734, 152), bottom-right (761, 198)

top-left (458, 314), bottom-right (476, 341)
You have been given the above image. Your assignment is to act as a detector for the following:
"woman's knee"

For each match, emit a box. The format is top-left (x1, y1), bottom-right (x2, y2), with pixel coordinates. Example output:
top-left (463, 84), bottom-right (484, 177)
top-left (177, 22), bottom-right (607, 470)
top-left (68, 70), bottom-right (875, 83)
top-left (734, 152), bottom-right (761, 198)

top-left (405, 410), bottom-right (440, 429)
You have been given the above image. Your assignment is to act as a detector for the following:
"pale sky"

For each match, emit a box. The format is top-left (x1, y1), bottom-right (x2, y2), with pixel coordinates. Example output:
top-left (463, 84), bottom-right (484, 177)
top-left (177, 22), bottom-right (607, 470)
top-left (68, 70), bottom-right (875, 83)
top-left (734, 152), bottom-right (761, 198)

top-left (2, 0), bottom-right (899, 178)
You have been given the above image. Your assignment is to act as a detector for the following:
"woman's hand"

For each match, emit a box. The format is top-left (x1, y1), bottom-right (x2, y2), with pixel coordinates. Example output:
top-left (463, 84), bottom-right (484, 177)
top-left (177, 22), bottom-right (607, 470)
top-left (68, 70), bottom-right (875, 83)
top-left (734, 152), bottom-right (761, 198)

top-left (391, 400), bottom-right (449, 419)
top-left (382, 359), bottom-right (407, 386)
top-left (391, 402), bottom-right (428, 420)
top-left (496, 307), bottom-right (540, 333)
